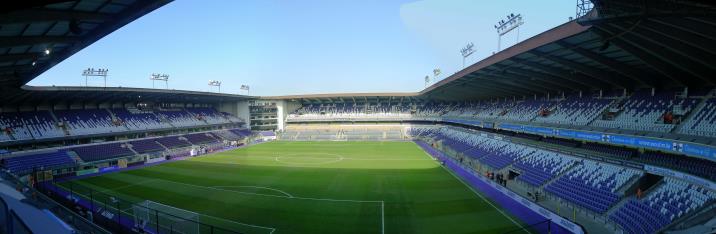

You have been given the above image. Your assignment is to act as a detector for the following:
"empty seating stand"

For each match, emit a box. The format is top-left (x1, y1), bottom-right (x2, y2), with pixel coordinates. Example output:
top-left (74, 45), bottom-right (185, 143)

top-left (155, 136), bottom-right (192, 149)
top-left (591, 91), bottom-right (698, 133)
top-left (183, 133), bottom-right (218, 144)
top-left (212, 130), bottom-right (244, 141)
top-left (609, 178), bottom-right (716, 234)
top-left (545, 160), bottom-right (640, 213)
top-left (112, 109), bottom-right (172, 131)
top-left (21, 111), bottom-right (65, 139)
top-left (55, 109), bottom-right (126, 135)
top-left (229, 129), bottom-right (252, 137)
top-left (158, 110), bottom-right (206, 127)
top-left (514, 150), bottom-right (576, 186)
top-left (534, 97), bottom-right (612, 126)
top-left (3, 151), bottom-right (75, 174)
top-left (500, 100), bottom-right (555, 122)
top-left (72, 143), bottom-right (134, 162)
top-left (129, 139), bottom-right (165, 154)
top-left (635, 151), bottom-right (716, 180)
top-left (679, 98), bottom-right (716, 137)
top-left (186, 108), bottom-right (230, 125)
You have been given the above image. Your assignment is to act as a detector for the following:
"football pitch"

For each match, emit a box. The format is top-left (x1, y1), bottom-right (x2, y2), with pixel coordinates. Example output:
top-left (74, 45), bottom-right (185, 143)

top-left (59, 141), bottom-right (526, 234)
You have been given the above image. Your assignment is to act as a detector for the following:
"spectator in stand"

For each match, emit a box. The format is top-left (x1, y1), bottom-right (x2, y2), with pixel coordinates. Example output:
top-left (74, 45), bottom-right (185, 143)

top-left (663, 111), bottom-right (674, 124)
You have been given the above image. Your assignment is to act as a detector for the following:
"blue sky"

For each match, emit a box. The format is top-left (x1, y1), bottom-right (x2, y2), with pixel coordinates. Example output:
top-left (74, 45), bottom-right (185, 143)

top-left (30, 0), bottom-right (575, 96)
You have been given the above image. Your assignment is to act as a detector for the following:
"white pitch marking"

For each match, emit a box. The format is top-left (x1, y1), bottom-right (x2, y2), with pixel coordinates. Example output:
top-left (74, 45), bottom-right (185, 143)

top-left (212, 185), bottom-right (294, 198)
top-left (150, 178), bottom-right (385, 232)
top-left (60, 183), bottom-right (277, 234)
top-left (416, 145), bottom-right (531, 234)
top-left (95, 178), bottom-right (160, 194)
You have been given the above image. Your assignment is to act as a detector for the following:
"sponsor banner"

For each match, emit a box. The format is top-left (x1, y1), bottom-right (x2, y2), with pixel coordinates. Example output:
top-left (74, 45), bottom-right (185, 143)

top-left (681, 143), bottom-right (716, 160)
top-left (496, 123), bottom-right (716, 161)
top-left (98, 166), bottom-right (119, 173)
top-left (644, 165), bottom-right (716, 191)
top-left (75, 168), bottom-right (98, 176)
top-left (146, 156), bottom-right (166, 164)
top-left (445, 118), bottom-right (483, 127)
top-left (473, 167), bottom-right (584, 234)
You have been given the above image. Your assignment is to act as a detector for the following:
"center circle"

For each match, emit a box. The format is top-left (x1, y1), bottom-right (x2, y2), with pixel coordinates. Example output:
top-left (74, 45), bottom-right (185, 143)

top-left (274, 153), bottom-right (344, 165)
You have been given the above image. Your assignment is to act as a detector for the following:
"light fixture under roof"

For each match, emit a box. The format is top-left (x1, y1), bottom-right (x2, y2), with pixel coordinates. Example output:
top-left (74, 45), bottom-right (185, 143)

top-left (44, 48), bottom-right (51, 55)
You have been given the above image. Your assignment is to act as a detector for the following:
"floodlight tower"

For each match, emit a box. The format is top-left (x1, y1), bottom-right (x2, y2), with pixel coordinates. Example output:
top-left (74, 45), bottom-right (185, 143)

top-left (150, 73), bottom-right (169, 89)
top-left (82, 68), bottom-right (109, 87)
top-left (208, 80), bottom-right (222, 93)
top-left (460, 42), bottom-right (475, 68)
top-left (240, 85), bottom-right (250, 95)
top-left (494, 13), bottom-right (525, 51)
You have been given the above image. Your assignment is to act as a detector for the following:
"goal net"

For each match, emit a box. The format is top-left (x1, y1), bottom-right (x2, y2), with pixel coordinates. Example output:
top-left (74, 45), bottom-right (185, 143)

top-left (132, 200), bottom-right (201, 234)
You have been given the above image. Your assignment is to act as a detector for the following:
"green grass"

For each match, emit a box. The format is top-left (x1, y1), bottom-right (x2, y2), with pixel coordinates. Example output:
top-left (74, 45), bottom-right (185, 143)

top-left (60, 141), bottom-right (524, 234)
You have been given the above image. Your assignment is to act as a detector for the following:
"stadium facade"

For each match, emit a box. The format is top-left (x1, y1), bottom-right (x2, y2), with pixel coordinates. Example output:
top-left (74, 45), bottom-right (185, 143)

top-left (1, 0), bottom-right (715, 234)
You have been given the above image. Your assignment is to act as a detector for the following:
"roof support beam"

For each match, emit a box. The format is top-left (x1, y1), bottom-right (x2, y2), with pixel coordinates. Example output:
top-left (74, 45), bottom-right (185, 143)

top-left (453, 79), bottom-right (525, 97)
top-left (490, 64), bottom-right (590, 91)
top-left (508, 58), bottom-right (614, 89)
top-left (554, 41), bottom-right (651, 87)
top-left (0, 64), bottom-right (35, 74)
top-left (526, 51), bottom-right (631, 88)
top-left (0, 9), bottom-right (112, 24)
top-left (0, 36), bottom-right (77, 48)
top-left (462, 74), bottom-right (539, 95)
top-left (0, 53), bottom-right (40, 63)
top-left (508, 62), bottom-right (608, 90)
top-left (644, 19), bottom-right (716, 55)
top-left (482, 74), bottom-right (561, 94)
top-left (614, 21), bottom-right (716, 69)
top-left (500, 70), bottom-right (580, 92)
top-left (594, 26), bottom-right (706, 86)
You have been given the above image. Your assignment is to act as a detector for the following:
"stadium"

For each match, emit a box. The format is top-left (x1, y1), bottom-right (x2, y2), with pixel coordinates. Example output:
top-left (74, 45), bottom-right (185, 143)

top-left (0, 0), bottom-right (715, 234)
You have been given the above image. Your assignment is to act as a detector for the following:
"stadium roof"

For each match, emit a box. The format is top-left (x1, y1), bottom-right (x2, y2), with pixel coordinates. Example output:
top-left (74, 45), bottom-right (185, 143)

top-left (422, 0), bottom-right (716, 101)
top-left (268, 0), bottom-right (716, 103)
top-left (0, 0), bottom-right (172, 88)
top-left (263, 92), bottom-right (424, 104)
top-left (5, 85), bottom-right (252, 105)
top-left (2, 0), bottom-right (715, 105)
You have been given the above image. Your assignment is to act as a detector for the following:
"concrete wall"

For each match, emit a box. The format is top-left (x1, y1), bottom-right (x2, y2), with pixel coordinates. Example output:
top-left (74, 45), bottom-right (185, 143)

top-left (271, 100), bottom-right (302, 131)
top-left (218, 101), bottom-right (250, 128)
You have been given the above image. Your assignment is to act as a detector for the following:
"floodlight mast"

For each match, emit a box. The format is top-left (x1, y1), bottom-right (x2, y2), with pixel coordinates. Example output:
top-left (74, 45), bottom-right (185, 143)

top-left (240, 85), bottom-right (250, 95)
top-left (494, 13), bottom-right (524, 51)
top-left (208, 80), bottom-right (222, 93)
top-left (82, 68), bottom-right (109, 87)
top-left (460, 42), bottom-right (475, 68)
top-left (150, 73), bottom-right (169, 89)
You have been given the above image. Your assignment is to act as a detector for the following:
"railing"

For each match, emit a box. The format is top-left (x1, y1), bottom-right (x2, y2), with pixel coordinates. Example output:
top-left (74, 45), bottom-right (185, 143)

top-left (43, 179), bottom-right (241, 234)
top-left (502, 219), bottom-right (554, 234)
top-left (0, 169), bottom-right (110, 234)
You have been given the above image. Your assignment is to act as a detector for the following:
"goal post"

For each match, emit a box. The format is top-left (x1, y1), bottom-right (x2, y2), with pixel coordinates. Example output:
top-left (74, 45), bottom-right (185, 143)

top-left (132, 200), bottom-right (201, 234)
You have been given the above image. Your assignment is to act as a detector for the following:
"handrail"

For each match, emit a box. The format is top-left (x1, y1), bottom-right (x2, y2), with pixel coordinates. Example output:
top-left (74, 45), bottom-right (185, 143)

top-left (0, 169), bottom-right (110, 234)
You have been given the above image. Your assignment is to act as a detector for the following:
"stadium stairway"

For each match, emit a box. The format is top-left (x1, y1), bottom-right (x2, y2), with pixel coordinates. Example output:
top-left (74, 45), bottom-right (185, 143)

top-left (126, 143), bottom-right (140, 155)
top-left (66, 151), bottom-right (84, 164)
top-left (615, 173), bottom-right (643, 196)
top-left (607, 179), bottom-right (666, 217)
top-left (184, 108), bottom-right (211, 126)
top-left (156, 113), bottom-right (174, 128)
top-left (672, 96), bottom-right (710, 133)
top-left (531, 162), bottom-right (579, 190)
top-left (584, 97), bottom-right (622, 127)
